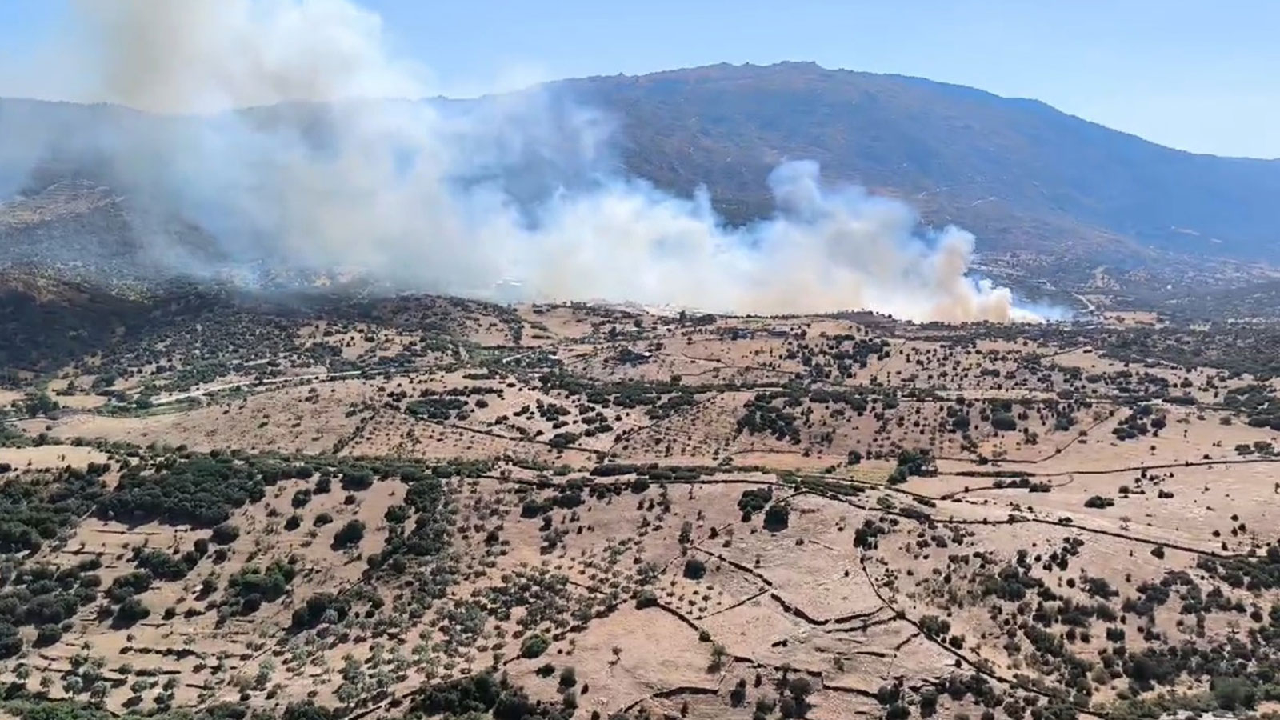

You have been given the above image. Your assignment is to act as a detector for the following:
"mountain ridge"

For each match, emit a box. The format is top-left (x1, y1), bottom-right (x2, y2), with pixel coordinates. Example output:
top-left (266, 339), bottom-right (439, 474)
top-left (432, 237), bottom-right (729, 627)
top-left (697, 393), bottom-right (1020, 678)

top-left (2, 61), bottom-right (1277, 300)
top-left (552, 62), bottom-right (1280, 270)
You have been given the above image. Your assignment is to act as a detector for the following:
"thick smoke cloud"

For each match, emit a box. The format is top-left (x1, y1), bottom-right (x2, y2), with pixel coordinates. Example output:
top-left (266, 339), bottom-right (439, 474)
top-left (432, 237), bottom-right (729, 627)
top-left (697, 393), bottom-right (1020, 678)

top-left (12, 0), bottom-right (1036, 322)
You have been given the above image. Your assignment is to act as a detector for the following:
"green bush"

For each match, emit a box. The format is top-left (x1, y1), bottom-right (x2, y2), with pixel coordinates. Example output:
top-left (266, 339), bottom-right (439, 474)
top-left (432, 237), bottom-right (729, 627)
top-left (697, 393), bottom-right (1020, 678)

top-left (225, 559), bottom-right (297, 615)
top-left (331, 520), bottom-right (366, 550)
top-left (991, 413), bottom-right (1018, 432)
top-left (290, 592), bottom-right (350, 632)
top-left (520, 633), bottom-right (551, 658)
top-left (114, 597), bottom-right (151, 627)
top-left (763, 503), bottom-right (791, 532)
top-left (210, 523), bottom-right (240, 545)
top-left (96, 457), bottom-right (267, 528)
top-left (0, 622), bottom-right (23, 657)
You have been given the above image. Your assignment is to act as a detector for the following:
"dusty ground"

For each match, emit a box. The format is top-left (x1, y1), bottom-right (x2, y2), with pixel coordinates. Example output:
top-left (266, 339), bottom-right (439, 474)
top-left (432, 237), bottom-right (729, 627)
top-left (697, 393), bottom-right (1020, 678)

top-left (4, 299), bottom-right (1280, 720)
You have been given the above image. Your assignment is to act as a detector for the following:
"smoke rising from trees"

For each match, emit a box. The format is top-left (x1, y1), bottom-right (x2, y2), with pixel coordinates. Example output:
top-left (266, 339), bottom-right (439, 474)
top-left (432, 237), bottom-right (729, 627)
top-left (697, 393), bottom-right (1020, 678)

top-left (7, 0), bottom-right (1037, 321)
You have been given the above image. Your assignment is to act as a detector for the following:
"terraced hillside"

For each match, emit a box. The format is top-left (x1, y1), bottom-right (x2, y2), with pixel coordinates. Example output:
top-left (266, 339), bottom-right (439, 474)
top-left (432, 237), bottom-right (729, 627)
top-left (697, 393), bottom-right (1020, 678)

top-left (4, 285), bottom-right (1280, 720)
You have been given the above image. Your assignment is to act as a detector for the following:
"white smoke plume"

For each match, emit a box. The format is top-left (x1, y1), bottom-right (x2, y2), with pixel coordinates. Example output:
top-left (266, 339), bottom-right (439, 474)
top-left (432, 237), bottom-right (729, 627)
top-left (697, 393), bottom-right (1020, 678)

top-left (11, 0), bottom-right (1037, 322)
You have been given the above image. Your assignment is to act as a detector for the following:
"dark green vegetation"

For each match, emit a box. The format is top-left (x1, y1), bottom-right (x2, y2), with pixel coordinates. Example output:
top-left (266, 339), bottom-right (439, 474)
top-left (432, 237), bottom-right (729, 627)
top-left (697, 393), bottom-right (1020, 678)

top-left (1097, 324), bottom-right (1280, 380)
top-left (223, 559), bottom-right (298, 616)
top-left (0, 272), bottom-right (480, 384)
top-left (97, 455), bottom-right (272, 528)
top-left (0, 447), bottom-right (484, 656)
top-left (0, 464), bottom-right (107, 554)
top-left (0, 672), bottom-right (573, 720)
top-left (94, 454), bottom-right (434, 530)
top-left (0, 468), bottom-right (110, 657)
top-left (896, 523), bottom-right (1280, 719)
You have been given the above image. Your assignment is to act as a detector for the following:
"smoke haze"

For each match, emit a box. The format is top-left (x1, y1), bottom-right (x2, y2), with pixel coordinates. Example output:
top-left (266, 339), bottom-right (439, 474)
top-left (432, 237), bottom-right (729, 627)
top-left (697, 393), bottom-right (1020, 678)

top-left (4, 0), bottom-right (1038, 322)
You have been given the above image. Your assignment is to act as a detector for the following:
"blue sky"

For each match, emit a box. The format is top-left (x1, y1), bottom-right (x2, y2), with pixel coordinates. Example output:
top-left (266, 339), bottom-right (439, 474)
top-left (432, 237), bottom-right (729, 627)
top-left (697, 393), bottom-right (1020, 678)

top-left (2, 0), bottom-right (1277, 158)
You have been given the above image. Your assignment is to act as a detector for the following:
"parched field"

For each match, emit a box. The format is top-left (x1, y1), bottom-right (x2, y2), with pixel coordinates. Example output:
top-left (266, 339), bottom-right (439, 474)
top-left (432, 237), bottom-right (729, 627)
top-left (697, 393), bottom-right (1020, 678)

top-left (5, 292), bottom-right (1280, 720)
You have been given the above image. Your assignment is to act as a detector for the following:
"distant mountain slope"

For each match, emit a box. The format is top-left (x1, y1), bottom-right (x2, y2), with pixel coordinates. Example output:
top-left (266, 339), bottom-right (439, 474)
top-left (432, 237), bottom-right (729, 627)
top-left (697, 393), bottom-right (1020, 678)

top-left (1, 62), bottom-right (1278, 293)
top-left (562, 62), bottom-right (1280, 265)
